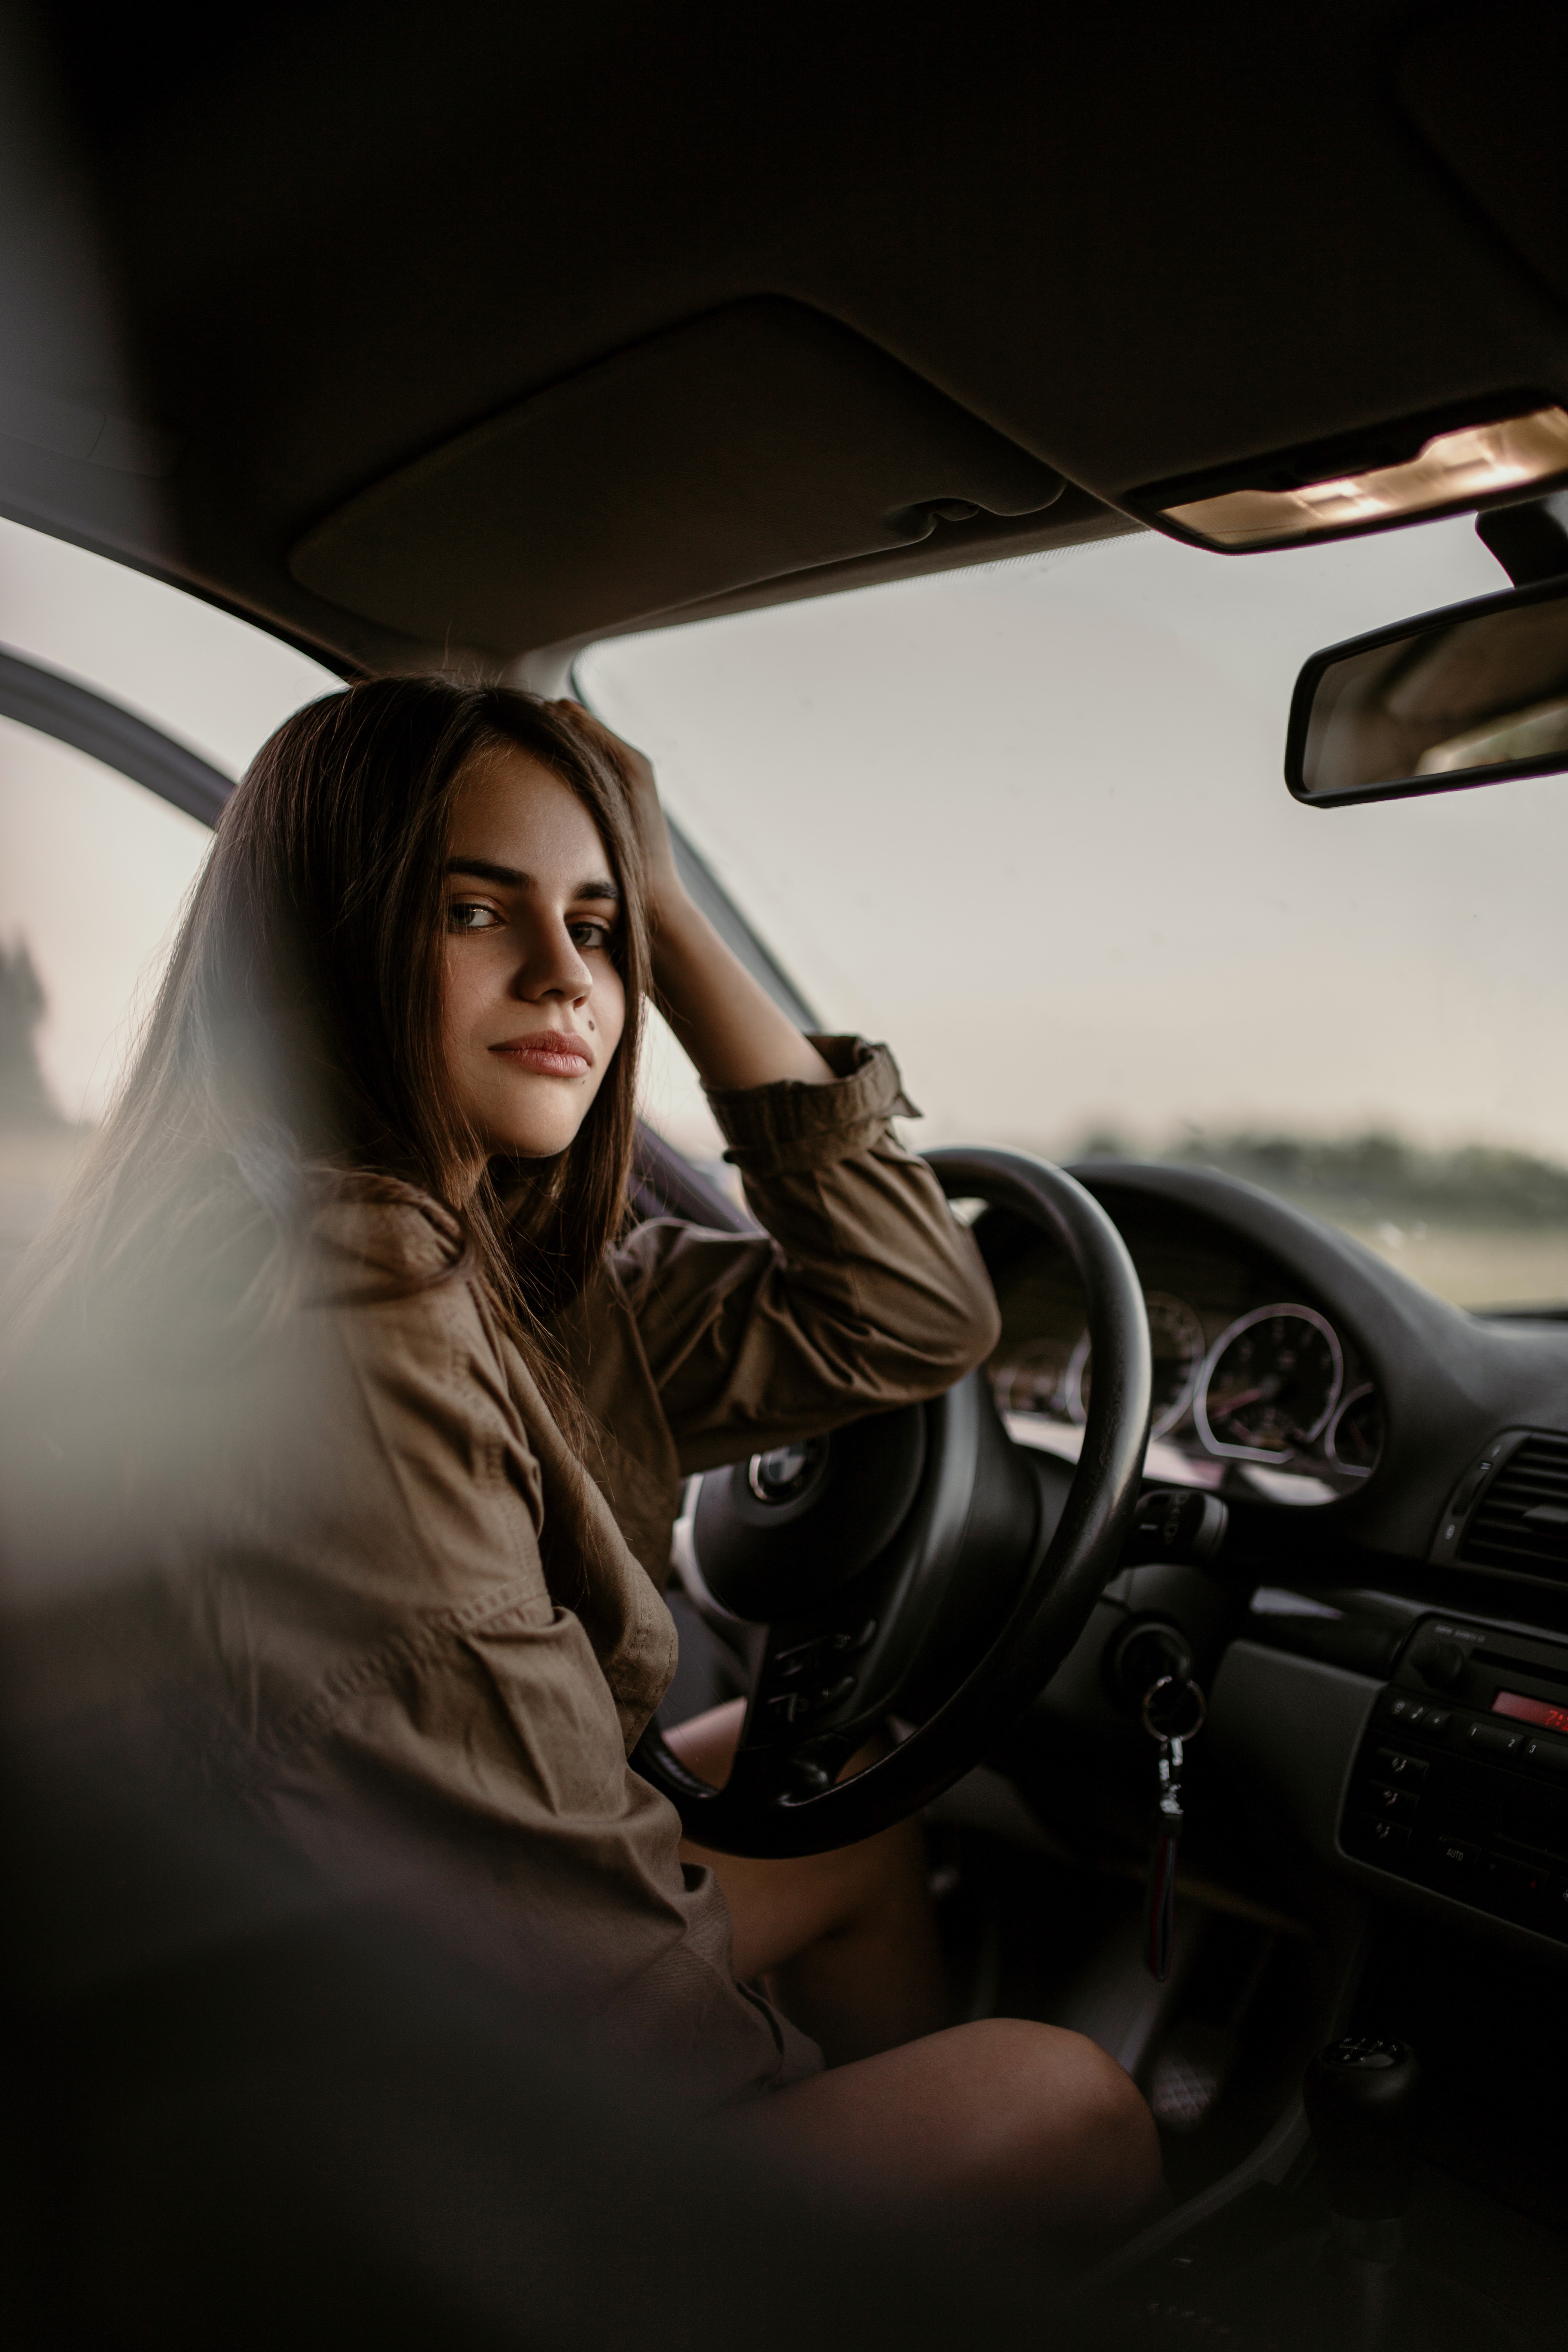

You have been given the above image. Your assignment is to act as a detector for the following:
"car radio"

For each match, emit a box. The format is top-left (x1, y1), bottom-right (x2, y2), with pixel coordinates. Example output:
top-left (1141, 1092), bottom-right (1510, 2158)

top-left (1340, 1616), bottom-right (1568, 1942)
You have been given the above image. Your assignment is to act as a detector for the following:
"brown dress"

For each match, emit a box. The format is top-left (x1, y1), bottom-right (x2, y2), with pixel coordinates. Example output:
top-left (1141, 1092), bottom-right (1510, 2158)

top-left (3, 1039), bottom-right (999, 2104)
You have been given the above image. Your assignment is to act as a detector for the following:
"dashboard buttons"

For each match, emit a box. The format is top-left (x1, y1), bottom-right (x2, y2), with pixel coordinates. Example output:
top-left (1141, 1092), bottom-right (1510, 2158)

top-left (1367, 1819), bottom-right (1412, 1856)
top-left (1485, 1853), bottom-right (1552, 1905)
top-left (1427, 1833), bottom-right (1482, 1877)
top-left (1346, 1671), bottom-right (1568, 1941)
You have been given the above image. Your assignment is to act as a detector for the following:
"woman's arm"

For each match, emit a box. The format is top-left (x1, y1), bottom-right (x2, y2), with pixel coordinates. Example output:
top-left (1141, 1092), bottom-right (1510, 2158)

top-left (554, 703), bottom-right (834, 1092)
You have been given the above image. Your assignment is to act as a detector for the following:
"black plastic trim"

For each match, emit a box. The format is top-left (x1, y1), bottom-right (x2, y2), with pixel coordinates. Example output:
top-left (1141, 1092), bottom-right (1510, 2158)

top-left (666, 816), bottom-right (819, 1031)
top-left (0, 644), bottom-right (235, 826)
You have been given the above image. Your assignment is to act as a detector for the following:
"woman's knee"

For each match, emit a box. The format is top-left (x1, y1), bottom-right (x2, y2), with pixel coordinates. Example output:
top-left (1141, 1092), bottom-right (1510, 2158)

top-left (962, 2018), bottom-right (1163, 2227)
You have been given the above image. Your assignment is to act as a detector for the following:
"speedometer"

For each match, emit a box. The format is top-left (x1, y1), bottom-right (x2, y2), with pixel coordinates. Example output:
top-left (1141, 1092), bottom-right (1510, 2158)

top-left (1194, 1303), bottom-right (1343, 1462)
top-left (991, 1335), bottom-right (1076, 1418)
top-left (1066, 1291), bottom-right (1205, 1440)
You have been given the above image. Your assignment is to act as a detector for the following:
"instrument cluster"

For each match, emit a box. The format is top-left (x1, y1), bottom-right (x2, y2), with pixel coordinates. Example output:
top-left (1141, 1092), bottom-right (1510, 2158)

top-left (984, 1213), bottom-right (1383, 1505)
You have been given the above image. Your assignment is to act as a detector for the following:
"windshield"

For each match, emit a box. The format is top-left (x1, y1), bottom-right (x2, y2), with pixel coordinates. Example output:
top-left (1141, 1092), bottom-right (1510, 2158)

top-left (583, 514), bottom-right (1568, 1311)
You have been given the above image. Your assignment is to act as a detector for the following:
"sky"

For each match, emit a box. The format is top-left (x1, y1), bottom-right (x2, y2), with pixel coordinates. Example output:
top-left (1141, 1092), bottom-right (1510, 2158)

top-left (3, 504), bottom-right (1566, 1174)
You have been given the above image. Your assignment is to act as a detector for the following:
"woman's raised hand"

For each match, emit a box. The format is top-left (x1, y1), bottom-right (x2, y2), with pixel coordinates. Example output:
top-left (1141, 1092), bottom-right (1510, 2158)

top-left (547, 701), bottom-right (686, 931)
top-left (546, 698), bottom-right (831, 1094)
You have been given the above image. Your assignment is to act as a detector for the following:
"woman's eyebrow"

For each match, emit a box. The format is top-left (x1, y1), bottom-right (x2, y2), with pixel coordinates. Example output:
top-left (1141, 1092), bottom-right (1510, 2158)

top-left (444, 856), bottom-right (619, 902)
top-left (446, 856), bottom-right (525, 887)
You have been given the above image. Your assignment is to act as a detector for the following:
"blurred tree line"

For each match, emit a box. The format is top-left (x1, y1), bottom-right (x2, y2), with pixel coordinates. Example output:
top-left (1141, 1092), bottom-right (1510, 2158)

top-left (1073, 1124), bottom-right (1568, 1226)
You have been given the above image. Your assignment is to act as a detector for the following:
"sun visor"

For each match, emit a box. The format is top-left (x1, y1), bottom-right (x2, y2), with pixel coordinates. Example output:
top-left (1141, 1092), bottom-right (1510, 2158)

top-left (288, 300), bottom-right (1063, 655)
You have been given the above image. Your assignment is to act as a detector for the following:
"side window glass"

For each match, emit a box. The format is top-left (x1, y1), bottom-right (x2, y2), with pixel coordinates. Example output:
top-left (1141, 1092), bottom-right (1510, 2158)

top-left (637, 1002), bottom-right (729, 1181)
top-left (0, 720), bottom-right (210, 1274)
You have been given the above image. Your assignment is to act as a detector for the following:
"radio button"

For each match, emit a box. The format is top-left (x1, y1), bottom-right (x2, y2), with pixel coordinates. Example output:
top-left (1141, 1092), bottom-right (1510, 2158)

top-left (1467, 1722), bottom-right (1524, 1758)
top-left (1375, 1747), bottom-right (1428, 1781)
top-left (1485, 1853), bottom-right (1551, 1905)
top-left (1525, 1738), bottom-right (1568, 1779)
top-left (1366, 1819), bottom-right (1412, 1857)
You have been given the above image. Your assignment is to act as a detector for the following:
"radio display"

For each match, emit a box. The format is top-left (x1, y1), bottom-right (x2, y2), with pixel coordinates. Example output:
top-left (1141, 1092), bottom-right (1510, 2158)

top-left (1493, 1689), bottom-right (1568, 1736)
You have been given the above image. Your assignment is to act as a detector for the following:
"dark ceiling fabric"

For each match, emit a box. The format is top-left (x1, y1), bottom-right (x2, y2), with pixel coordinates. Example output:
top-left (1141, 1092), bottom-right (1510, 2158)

top-left (8, 0), bottom-right (1567, 671)
top-left (1396, 1), bottom-right (1568, 317)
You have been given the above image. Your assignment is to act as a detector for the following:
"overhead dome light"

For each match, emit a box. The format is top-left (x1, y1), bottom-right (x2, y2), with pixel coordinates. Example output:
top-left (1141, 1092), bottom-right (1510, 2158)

top-left (1143, 402), bottom-right (1568, 552)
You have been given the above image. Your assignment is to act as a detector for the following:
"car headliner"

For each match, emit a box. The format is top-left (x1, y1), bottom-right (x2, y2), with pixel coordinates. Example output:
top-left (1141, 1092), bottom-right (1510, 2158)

top-left (2, 0), bottom-right (1565, 678)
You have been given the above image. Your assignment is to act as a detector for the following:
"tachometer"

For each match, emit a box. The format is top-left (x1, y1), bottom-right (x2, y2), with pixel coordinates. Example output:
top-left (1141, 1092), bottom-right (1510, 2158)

top-left (1066, 1291), bottom-right (1205, 1440)
top-left (1195, 1303), bottom-right (1343, 1462)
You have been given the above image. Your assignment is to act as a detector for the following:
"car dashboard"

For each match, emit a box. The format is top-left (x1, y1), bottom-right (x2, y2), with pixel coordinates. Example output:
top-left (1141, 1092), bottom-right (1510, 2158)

top-left (983, 1180), bottom-right (1383, 1509)
top-left (971, 1159), bottom-right (1568, 1970)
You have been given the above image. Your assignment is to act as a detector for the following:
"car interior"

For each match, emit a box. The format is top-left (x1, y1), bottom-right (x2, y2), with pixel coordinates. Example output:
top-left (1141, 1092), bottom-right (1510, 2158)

top-left (4, 5), bottom-right (1568, 2346)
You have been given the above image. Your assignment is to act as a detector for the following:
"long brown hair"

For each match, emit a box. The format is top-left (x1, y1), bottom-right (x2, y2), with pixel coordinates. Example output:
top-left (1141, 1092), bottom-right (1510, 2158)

top-left (8, 679), bottom-right (648, 1392)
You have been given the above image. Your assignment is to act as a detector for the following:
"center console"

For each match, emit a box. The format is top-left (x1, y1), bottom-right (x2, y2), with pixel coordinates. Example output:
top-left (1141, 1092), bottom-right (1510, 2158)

top-left (1341, 1616), bottom-right (1568, 1941)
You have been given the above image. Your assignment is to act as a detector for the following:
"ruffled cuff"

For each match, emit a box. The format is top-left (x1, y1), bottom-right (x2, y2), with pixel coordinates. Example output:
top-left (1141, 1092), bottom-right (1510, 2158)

top-left (706, 1037), bottom-right (921, 1178)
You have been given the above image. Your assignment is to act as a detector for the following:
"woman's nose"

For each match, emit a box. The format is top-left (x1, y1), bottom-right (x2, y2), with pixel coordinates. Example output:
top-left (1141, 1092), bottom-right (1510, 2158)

top-left (512, 921), bottom-right (592, 1002)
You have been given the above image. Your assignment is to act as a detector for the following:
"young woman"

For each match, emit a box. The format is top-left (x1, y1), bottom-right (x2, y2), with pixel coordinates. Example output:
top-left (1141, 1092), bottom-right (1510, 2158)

top-left (1, 680), bottom-right (1160, 2249)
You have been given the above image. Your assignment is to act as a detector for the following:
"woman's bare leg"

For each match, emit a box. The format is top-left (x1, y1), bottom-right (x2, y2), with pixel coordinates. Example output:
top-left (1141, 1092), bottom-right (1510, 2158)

top-left (738, 2015), bottom-right (1164, 2253)
top-left (669, 1700), bottom-right (1165, 2249)
top-left (667, 1698), bottom-right (948, 2064)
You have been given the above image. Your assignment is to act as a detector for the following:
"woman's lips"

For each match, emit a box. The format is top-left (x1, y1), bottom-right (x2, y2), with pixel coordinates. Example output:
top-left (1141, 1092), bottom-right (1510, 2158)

top-left (490, 1032), bottom-right (594, 1078)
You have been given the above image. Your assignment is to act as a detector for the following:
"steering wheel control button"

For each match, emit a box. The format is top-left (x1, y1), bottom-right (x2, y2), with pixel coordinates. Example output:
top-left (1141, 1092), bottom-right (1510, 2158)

top-left (803, 1676), bottom-right (857, 1717)
top-left (775, 1637), bottom-right (827, 1681)
top-left (831, 1620), bottom-right (877, 1654)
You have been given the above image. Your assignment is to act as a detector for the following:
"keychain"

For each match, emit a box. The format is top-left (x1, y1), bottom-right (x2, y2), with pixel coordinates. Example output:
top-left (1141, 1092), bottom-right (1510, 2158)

top-left (1141, 1672), bottom-right (1206, 1983)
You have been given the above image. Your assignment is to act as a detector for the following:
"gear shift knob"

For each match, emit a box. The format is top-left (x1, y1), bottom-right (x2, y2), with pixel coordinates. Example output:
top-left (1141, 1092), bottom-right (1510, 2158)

top-left (1303, 2035), bottom-right (1421, 2220)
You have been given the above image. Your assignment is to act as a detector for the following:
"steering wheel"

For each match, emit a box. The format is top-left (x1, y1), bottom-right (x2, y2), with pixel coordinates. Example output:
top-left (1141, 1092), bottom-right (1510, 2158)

top-left (631, 1149), bottom-right (1152, 1857)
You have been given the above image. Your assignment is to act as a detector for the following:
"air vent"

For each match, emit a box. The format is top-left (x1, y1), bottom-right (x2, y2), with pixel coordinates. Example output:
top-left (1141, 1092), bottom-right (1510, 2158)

top-left (1460, 1432), bottom-right (1568, 1578)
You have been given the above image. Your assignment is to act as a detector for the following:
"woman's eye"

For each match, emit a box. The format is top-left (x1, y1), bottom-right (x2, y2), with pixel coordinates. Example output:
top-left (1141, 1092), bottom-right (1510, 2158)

top-left (568, 919), bottom-right (616, 950)
top-left (446, 900), bottom-right (504, 933)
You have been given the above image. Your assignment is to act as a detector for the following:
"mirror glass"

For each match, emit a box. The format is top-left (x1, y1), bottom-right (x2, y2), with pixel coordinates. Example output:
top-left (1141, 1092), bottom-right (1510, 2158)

top-left (1291, 582), bottom-right (1568, 804)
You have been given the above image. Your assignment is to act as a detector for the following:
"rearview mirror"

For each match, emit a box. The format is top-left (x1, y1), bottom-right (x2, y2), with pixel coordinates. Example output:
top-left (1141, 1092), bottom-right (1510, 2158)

top-left (1286, 574), bottom-right (1568, 807)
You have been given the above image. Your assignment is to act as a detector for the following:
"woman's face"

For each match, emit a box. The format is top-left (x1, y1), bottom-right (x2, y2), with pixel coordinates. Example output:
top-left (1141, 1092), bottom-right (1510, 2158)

top-left (441, 744), bottom-right (626, 1162)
